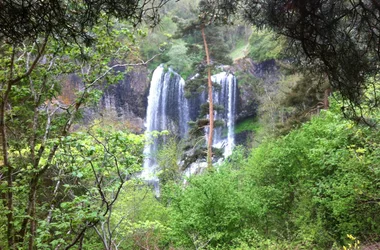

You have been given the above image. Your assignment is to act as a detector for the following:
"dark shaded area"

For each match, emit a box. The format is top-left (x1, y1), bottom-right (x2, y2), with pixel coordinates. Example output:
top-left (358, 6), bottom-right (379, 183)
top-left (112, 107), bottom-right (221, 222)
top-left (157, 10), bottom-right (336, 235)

top-left (0, 0), bottom-right (167, 44)
top-left (233, 58), bottom-right (278, 121)
top-left (234, 130), bottom-right (251, 146)
top-left (101, 66), bottom-right (148, 119)
top-left (163, 72), bottom-right (184, 125)
top-left (208, 0), bottom-right (379, 121)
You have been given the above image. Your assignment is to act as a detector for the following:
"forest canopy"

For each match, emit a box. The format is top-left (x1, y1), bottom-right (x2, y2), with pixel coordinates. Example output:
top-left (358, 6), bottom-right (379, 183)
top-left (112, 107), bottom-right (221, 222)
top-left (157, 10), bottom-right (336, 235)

top-left (0, 0), bottom-right (379, 249)
top-left (0, 0), bottom-right (169, 44)
top-left (202, 0), bottom-right (379, 120)
top-left (0, 1), bottom-right (164, 248)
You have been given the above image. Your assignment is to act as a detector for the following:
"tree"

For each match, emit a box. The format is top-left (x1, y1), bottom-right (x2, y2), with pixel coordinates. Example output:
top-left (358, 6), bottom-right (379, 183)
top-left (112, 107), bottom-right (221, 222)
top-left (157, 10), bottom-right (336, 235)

top-left (243, 103), bottom-right (380, 247)
top-left (173, 0), bottom-right (233, 168)
top-left (205, 0), bottom-right (380, 122)
top-left (0, 0), bottom-right (169, 44)
top-left (0, 15), bottom-right (156, 248)
top-left (39, 127), bottom-right (144, 249)
top-left (165, 155), bottom-right (261, 249)
top-left (202, 23), bottom-right (215, 169)
top-left (166, 103), bottom-right (380, 248)
top-left (101, 181), bottom-right (169, 249)
top-left (0, 1), bottom-right (171, 248)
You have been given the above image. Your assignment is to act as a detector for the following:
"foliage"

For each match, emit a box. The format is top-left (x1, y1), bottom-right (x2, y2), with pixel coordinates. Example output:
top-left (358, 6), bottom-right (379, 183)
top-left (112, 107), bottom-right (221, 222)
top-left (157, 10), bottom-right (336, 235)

top-left (207, 0), bottom-right (380, 121)
top-left (273, 68), bottom-right (330, 135)
top-left (229, 38), bottom-right (248, 60)
top-left (0, 0), bottom-right (167, 44)
top-left (248, 106), bottom-right (379, 246)
top-left (0, 126), bottom-right (144, 249)
top-left (165, 39), bottom-right (203, 80)
top-left (139, 16), bottom-right (177, 71)
top-left (234, 117), bottom-right (261, 134)
top-left (95, 181), bottom-right (170, 250)
top-left (178, 24), bottom-right (233, 66)
top-left (156, 136), bottom-right (184, 186)
top-left (236, 60), bottom-right (330, 137)
top-left (139, 0), bottom-right (249, 76)
top-left (248, 28), bottom-right (285, 61)
top-left (164, 102), bottom-right (380, 249)
top-left (0, 16), bottom-right (147, 249)
top-left (37, 129), bottom-right (144, 249)
top-left (164, 157), bottom-right (262, 249)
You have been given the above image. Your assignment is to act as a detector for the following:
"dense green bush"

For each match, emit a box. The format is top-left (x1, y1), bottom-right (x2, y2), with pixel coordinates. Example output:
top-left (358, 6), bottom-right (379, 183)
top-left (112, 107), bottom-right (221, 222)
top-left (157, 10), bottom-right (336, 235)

top-left (248, 28), bottom-right (285, 61)
top-left (105, 182), bottom-right (170, 250)
top-left (247, 113), bottom-right (378, 246)
top-left (164, 103), bottom-right (380, 249)
top-left (164, 165), bottom-right (263, 249)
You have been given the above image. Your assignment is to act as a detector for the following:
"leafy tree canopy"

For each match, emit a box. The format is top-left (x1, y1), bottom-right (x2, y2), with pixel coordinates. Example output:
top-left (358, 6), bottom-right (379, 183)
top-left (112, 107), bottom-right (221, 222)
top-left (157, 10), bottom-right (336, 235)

top-left (0, 10), bottom-right (149, 248)
top-left (205, 0), bottom-right (380, 120)
top-left (0, 0), bottom-right (169, 44)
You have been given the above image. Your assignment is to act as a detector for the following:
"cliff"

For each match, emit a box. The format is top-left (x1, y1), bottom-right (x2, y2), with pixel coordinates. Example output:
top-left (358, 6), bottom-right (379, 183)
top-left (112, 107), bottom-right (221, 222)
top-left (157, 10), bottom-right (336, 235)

top-left (231, 58), bottom-right (280, 122)
top-left (99, 65), bottom-right (149, 132)
top-left (61, 58), bottom-right (280, 134)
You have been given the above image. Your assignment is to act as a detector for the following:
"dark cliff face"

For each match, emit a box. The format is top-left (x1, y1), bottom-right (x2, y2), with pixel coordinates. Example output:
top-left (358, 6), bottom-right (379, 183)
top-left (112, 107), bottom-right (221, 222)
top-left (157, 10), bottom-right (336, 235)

top-left (234, 58), bottom-right (279, 80)
top-left (231, 58), bottom-right (280, 121)
top-left (102, 66), bottom-right (148, 118)
top-left (58, 66), bottom-right (150, 133)
top-left (98, 66), bottom-right (149, 132)
top-left (61, 59), bottom-right (276, 134)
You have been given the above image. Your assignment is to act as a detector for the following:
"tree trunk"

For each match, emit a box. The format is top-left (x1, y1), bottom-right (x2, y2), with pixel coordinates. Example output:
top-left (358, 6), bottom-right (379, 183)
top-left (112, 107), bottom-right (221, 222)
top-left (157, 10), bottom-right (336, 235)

top-left (201, 25), bottom-right (214, 169)
top-left (1, 87), bottom-right (14, 248)
top-left (324, 88), bottom-right (331, 110)
top-left (1, 47), bottom-right (15, 249)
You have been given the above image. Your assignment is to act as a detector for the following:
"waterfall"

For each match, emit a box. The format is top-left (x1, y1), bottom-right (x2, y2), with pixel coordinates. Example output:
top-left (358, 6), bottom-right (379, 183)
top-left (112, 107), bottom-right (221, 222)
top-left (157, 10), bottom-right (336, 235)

top-left (211, 72), bottom-right (237, 158)
top-left (224, 73), bottom-right (237, 157)
top-left (142, 65), bottom-right (189, 183)
top-left (142, 65), bottom-right (237, 185)
top-left (141, 65), bottom-right (163, 182)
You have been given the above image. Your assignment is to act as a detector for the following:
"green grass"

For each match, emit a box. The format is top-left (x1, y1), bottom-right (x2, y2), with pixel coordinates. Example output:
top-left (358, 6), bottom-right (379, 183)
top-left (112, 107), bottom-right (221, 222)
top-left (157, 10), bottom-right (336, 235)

top-left (235, 117), bottom-right (262, 134)
top-left (247, 28), bottom-right (285, 61)
top-left (229, 39), bottom-right (248, 60)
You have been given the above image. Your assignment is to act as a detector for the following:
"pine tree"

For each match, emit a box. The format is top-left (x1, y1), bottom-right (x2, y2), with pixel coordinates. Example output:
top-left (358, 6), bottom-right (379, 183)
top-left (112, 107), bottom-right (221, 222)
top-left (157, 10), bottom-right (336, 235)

top-left (173, 1), bottom-right (233, 168)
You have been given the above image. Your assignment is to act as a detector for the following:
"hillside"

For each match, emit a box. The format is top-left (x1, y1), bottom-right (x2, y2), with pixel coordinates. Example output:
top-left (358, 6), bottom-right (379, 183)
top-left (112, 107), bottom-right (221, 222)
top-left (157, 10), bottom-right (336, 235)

top-left (0, 0), bottom-right (379, 249)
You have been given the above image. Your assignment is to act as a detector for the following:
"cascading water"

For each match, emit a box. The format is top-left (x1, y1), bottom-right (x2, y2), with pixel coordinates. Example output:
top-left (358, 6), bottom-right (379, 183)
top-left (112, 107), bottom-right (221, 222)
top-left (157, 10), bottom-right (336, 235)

top-left (184, 71), bottom-right (237, 179)
top-left (142, 65), bottom-right (190, 184)
top-left (210, 72), bottom-right (237, 158)
top-left (225, 73), bottom-right (237, 157)
top-left (141, 66), bottom-right (163, 182)
top-left (142, 65), bottom-right (237, 183)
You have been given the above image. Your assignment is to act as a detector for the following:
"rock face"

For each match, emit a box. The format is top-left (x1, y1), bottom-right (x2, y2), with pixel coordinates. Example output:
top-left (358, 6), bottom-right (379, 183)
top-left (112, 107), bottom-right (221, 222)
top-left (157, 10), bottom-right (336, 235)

top-left (99, 66), bottom-right (149, 133)
top-left (234, 58), bottom-right (279, 80)
top-left (57, 65), bottom-right (149, 133)
top-left (61, 58), bottom-right (278, 134)
top-left (231, 58), bottom-right (280, 121)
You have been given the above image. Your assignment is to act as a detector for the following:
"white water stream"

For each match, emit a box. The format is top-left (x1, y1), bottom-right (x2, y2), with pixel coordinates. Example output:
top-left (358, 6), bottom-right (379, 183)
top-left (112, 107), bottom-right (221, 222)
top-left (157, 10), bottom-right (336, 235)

top-left (142, 66), bottom-right (237, 183)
